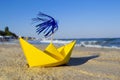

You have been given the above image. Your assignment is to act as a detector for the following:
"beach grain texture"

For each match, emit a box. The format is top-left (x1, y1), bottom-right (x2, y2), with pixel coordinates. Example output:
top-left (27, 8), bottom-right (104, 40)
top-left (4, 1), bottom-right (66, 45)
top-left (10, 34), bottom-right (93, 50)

top-left (0, 44), bottom-right (120, 80)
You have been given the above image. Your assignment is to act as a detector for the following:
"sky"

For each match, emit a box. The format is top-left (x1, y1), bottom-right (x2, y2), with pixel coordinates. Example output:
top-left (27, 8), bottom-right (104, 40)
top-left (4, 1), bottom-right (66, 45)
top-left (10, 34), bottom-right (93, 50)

top-left (0, 0), bottom-right (120, 38)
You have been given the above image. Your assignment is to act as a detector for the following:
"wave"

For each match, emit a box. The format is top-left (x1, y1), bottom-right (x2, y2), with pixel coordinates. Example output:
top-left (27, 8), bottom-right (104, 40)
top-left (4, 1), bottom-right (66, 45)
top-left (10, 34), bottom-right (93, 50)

top-left (76, 43), bottom-right (120, 49)
top-left (40, 39), bottom-right (72, 44)
top-left (38, 38), bottom-right (120, 49)
top-left (1, 38), bottom-right (120, 49)
top-left (75, 39), bottom-right (120, 49)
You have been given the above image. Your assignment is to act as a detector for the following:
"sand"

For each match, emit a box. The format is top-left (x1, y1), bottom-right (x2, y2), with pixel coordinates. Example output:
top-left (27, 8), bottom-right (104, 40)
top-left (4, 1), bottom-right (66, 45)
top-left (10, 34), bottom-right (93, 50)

top-left (0, 44), bottom-right (120, 80)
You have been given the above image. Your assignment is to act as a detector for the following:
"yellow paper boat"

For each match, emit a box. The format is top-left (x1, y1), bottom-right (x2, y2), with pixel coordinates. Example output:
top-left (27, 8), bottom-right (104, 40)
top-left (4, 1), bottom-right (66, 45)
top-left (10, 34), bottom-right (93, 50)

top-left (19, 38), bottom-right (76, 67)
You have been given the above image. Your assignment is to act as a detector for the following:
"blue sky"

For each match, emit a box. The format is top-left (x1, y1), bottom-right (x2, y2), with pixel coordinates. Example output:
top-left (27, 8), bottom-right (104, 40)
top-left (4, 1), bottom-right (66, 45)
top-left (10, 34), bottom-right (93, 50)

top-left (0, 0), bottom-right (120, 38)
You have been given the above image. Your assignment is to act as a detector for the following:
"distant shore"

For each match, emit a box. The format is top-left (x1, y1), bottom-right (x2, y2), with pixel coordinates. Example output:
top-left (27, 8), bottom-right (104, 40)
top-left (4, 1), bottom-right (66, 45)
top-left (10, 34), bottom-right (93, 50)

top-left (0, 44), bottom-right (120, 80)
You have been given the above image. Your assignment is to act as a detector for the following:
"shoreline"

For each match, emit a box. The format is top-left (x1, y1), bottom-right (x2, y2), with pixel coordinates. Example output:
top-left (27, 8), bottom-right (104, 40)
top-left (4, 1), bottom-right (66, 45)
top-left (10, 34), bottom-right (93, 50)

top-left (1, 41), bottom-right (120, 50)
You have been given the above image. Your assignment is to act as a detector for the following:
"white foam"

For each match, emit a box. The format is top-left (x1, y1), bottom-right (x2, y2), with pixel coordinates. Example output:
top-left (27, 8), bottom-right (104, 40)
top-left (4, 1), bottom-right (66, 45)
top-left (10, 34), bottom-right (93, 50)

top-left (75, 41), bottom-right (120, 49)
top-left (40, 40), bottom-right (72, 44)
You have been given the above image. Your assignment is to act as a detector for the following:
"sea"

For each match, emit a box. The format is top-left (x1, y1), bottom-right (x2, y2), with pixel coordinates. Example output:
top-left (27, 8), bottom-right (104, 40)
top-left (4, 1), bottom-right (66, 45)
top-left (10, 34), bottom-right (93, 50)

top-left (0, 38), bottom-right (120, 49)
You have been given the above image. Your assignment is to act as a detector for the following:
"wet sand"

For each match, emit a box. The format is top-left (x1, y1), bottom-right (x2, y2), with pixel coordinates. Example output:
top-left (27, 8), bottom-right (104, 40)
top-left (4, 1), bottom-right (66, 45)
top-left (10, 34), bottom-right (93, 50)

top-left (0, 44), bottom-right (120, 80)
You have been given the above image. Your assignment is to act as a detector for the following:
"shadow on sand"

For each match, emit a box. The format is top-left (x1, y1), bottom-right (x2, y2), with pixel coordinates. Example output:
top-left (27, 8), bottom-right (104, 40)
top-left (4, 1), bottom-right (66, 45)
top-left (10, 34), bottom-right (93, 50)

top-left (68, 55), bottom-right (99, 66)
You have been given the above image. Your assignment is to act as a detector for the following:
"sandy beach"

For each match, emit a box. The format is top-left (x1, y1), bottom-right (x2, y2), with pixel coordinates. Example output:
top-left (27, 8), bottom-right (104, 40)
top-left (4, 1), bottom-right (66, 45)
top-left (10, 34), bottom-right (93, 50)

top-left (0, 44), bottom-right (120, 80)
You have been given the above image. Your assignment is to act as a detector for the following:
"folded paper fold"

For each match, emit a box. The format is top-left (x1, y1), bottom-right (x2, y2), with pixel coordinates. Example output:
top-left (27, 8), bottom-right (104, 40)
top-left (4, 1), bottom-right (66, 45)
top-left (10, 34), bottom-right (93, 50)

top-left (19, 38), bottom-right (76, 67)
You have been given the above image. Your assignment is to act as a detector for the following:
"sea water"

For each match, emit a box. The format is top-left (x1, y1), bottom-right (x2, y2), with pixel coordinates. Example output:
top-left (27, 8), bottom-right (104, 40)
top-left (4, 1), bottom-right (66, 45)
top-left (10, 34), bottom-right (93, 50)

top-left (28, 38), bottom-right (120, 49)
top-left (1, 38), bottom-right (120, 49)
top-left (38, 38), bottom-right (120, 49)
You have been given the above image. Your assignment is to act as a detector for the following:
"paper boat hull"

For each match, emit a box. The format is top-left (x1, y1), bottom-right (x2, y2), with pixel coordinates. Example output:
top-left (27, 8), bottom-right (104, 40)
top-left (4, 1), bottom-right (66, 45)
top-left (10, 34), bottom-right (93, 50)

top-left (19, 38), bottom-right (76, 67)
